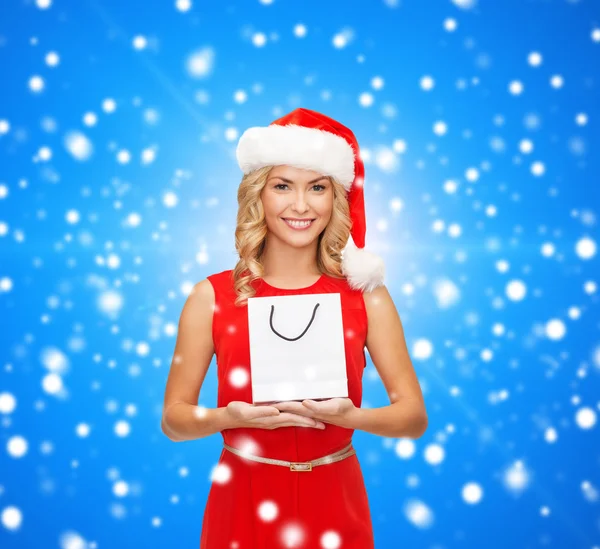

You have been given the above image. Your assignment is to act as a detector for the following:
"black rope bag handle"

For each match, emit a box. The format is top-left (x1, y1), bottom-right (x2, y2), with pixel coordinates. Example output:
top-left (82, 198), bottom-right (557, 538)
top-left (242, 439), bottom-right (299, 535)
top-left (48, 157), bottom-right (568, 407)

top-left (269, 303), bottom-right (321, 342)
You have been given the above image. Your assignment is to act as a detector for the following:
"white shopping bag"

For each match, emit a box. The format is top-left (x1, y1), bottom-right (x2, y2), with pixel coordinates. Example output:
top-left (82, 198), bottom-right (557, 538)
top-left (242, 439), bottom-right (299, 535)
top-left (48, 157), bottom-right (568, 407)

top-left (247, 292), bottom-right (348, 404)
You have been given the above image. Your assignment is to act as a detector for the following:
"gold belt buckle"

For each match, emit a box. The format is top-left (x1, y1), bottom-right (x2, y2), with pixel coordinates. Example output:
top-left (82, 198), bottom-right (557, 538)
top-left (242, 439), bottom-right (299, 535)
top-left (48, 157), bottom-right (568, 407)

top-left (290, 461), bottom-right (313, 472)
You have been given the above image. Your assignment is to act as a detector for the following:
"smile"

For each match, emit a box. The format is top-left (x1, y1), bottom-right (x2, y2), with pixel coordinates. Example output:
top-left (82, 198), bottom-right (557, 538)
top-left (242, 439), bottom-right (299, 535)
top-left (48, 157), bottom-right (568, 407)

top-left (281, 218), bottom-right (315, 230)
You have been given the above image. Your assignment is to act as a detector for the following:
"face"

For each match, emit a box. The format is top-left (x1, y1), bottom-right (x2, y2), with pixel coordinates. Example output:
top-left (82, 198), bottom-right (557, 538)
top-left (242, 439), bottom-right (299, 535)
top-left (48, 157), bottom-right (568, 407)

top-left (260, 165), bottom-right (334, 247)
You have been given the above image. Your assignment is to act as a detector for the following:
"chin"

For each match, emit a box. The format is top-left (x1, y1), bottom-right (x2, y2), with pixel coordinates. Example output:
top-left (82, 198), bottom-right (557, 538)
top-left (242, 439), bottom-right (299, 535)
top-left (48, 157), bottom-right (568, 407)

top-left (279, 228), bottom-right (318, 246)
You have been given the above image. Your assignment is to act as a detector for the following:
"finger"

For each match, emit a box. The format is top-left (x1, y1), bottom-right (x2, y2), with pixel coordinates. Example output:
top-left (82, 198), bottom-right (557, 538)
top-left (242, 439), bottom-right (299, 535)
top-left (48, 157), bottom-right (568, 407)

top-left (249, 406), bottom-right (281, 419)
top-left (303, 400), bottom-right (334, 414)
top-left (276, 402), bottom-right (311, 415)
top-left (273, 401), bottom-right (300, 410)
top-left (283, 412), bottom-right (316, 425)
top-left (278, 412), bottom-right (317, 426)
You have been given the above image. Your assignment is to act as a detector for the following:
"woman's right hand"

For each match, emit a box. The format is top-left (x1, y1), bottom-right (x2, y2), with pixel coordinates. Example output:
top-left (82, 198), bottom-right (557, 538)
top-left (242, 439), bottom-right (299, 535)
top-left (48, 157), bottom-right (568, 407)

top-left (226, 401), bottom-right (326, 430)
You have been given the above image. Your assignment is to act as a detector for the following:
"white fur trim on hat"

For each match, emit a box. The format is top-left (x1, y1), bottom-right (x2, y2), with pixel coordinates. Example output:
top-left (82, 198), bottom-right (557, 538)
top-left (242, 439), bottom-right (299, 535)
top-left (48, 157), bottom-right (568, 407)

top-left (236, 124), bottom-right (356, 191)
top-left (341, 239), bottom-right (386, 293)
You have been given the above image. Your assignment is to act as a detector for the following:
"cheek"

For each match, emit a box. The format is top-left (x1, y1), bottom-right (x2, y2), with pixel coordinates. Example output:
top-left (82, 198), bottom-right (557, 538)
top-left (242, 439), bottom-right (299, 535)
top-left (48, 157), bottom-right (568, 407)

top-left (260, 197), bottom-right (276, 216)
top-left (316, 200), bottom-right (333, 218)
top-left (262, 194), bottom-right (285, 214)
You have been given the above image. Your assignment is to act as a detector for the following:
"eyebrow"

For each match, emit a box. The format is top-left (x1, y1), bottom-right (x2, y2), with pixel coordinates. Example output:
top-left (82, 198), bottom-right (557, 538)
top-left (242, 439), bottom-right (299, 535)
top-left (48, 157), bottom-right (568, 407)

top-left (267, 176), bottom-right (329, 184)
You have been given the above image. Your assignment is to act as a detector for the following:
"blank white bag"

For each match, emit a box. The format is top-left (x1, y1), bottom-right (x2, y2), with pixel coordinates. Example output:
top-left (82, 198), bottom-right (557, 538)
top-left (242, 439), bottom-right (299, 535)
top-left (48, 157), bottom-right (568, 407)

top-left (247, 292), bottom-right (348, 404)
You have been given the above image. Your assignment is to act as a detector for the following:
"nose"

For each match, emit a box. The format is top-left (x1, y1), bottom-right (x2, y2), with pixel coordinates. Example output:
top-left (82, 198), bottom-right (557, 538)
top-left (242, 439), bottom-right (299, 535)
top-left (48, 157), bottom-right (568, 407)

top-left (291, 189), bottom-right (310, 214)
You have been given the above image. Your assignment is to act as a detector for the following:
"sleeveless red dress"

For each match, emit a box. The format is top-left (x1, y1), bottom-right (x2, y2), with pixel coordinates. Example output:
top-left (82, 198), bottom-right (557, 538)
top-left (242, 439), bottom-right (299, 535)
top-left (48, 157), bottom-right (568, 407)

top-left (200, 269), bottom-right (375, 549)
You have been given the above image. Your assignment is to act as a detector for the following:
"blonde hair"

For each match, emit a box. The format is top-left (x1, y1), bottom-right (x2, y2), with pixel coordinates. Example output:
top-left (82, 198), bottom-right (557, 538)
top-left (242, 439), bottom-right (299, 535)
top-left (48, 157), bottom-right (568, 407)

top-left (231, 165), bottom-right (352, 308)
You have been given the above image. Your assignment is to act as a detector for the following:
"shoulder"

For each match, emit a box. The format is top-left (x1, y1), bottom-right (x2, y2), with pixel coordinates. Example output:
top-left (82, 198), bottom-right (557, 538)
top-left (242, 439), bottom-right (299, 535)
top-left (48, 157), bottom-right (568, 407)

top-left (361, 284), bottom-right (399, 326)
top-left (192, 278), bottom-right (215, 300)
top-left (204, 269), bottom-right (237, 294)
top-left (362, 284), bottom-right (391, 306)
top-left (179, 275), bottom-right (222, 328)
top-left (183, 279), bottom-right (215, 316)
top-left (206, 268), bottom-right (233, 284)
top-left (196, 268), bottom-right (239, 305)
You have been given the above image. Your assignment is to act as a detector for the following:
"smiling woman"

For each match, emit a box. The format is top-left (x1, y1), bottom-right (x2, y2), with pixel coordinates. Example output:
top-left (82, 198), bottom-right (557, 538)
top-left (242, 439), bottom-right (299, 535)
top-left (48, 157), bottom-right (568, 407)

top-left (260, 166), bottom-right (334, 247)
top-left (161, 108), bottom-right (427, 549)
top-left (279, 185), bottom-right (322, 228)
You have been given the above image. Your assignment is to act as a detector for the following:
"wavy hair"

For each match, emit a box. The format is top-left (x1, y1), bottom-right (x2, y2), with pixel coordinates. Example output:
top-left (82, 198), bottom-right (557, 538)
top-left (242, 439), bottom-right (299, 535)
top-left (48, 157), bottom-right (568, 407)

top-left (232, 165), bottom-right (352, 308)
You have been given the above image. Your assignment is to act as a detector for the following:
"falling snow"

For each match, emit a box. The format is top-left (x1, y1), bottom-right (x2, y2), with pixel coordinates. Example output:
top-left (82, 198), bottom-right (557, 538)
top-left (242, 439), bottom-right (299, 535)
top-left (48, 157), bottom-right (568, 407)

top-left (0, 0), bottom-right (598, 548)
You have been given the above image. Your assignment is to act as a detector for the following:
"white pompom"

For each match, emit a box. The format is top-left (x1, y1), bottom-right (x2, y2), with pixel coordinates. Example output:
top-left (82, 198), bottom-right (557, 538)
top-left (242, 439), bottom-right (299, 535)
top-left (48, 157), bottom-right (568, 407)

top-left (341, 240), bottom-right (386, 293)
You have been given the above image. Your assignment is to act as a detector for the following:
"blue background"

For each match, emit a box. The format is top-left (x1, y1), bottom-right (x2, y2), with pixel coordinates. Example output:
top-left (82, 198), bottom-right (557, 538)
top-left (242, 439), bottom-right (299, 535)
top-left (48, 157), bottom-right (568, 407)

top-left (1, 0), bottom-right (599, 547)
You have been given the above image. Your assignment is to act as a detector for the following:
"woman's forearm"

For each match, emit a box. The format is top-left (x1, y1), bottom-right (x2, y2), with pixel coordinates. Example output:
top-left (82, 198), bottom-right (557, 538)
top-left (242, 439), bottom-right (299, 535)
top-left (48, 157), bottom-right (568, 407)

top-left (349, 398), bottom-right (428, 439)
top-left (162, 399), bottom-right (428, 441)
top-left (161, 402), bottom-right (238, 442)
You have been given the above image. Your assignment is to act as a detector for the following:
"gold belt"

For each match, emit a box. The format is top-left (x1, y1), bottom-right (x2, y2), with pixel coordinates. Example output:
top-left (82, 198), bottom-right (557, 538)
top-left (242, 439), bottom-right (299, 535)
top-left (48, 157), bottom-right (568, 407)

top-left (223, 442), bottom-right (355, 472)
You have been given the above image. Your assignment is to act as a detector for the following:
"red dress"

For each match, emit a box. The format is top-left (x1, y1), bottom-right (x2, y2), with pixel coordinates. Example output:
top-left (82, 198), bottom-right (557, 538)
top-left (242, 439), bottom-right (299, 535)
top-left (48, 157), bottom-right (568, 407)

top-left (200, 269), bottom-right (374, 549)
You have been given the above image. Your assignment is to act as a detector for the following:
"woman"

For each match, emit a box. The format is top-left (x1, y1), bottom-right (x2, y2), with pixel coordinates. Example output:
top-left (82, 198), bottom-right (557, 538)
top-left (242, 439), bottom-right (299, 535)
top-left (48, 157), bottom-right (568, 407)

top-left (161, 108), bottom-right (428, 548)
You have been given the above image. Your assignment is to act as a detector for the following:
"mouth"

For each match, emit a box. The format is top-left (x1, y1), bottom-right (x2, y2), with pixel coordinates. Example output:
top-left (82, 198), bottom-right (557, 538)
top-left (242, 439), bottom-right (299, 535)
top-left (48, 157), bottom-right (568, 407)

top-left (281, 218), bottom-right (316, 230)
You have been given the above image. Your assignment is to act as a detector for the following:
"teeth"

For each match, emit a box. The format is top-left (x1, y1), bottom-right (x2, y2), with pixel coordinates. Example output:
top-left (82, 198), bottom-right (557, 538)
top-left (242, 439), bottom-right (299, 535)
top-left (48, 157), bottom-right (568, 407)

top-left (284, 219), bottom-right (312, 228)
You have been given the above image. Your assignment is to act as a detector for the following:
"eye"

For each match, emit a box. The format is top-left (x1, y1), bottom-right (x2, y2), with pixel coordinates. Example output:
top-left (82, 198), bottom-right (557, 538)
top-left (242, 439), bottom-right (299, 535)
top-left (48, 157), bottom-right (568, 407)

top-left (273, 183), bottom-right (326, 191)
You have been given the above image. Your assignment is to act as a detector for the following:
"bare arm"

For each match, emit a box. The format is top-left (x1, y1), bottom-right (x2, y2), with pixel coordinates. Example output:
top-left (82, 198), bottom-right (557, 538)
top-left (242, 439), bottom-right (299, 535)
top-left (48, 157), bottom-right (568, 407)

top-left (161, 279), bottom-right (332, 441)
top-left (350, 285), bottom-right (428, 439)
top-left (161, 279), bottom-right (238, 442)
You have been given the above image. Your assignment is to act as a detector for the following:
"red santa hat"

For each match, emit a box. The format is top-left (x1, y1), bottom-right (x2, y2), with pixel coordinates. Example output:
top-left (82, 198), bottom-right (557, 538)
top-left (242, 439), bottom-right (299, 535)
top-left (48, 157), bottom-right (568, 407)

top-left (235, 107), bottom-right (385, 293)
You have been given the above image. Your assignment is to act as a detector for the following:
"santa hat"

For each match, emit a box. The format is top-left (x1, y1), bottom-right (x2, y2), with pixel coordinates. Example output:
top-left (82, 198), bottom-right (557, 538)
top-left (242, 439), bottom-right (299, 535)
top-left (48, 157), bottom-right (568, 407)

top-left (235, 108), bottom-right (385, 293)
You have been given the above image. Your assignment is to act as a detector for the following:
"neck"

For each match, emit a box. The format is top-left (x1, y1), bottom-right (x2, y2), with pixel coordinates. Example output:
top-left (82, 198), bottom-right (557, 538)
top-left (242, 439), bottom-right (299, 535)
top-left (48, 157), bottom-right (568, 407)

top-left (260, 235), bottom-right (321, 278)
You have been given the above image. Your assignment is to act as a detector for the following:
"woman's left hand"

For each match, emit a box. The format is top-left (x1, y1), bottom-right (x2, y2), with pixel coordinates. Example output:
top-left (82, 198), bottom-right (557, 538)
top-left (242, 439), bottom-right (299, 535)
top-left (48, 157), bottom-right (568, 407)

top-left (271, 398), bottom-right (358, 429)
